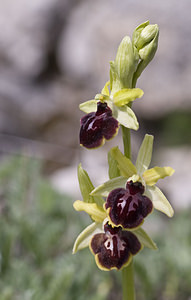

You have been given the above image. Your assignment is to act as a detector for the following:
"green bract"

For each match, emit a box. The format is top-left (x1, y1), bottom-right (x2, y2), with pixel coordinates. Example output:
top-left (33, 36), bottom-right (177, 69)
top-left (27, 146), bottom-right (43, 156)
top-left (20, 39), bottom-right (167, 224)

top-left (91, 134), bottom-right (174, 218)
top-left (110, 36), bottom-right (139, 93)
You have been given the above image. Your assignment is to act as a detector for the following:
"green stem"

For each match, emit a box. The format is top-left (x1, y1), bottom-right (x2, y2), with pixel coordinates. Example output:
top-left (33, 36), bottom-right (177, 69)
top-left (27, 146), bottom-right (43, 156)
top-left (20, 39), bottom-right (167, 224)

top-left (121, 96), bottom-right (135, 299)
top-left (122, 260), bottom-right (135, 300)
top-left (121, 125), bottom-right (131, 159)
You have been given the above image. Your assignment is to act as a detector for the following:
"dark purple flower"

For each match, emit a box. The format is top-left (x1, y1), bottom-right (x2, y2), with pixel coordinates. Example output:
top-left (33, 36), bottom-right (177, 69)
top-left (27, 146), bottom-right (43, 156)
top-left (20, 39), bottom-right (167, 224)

top-left (90, 222), bottom-right (142, 270)
top-left (105, 181), bottom-right (153, 229)
top-left (80, 102), bottom-right (119, 149)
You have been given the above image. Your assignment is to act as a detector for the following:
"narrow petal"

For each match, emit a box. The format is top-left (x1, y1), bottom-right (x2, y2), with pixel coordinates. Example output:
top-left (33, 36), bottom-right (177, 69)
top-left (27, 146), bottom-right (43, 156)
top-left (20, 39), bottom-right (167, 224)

top-left (136, 134), bottom-right (154, 175)
top-left (112, 104), bottom-right (139, 130)
top-left (113, 88), bottom-right (144, 106)
top-left (73, 222), bottom-right (103, 254)
top-left (143, 166), bottom-right (175, 186)
top-left (91, 176), bottom-right (127, 197)
top-left (132, 227), bottom-right (157, 250)
top-left (145, 185), bottom-right (174, 217)
top-left (79, 100), bottom-right (97, 113)
top-left (101, 81), bottom-right (110, 96)
top-left (110, 146), bottom-right (137, 178)
top-left (73, 200), bottom-right (106, 223)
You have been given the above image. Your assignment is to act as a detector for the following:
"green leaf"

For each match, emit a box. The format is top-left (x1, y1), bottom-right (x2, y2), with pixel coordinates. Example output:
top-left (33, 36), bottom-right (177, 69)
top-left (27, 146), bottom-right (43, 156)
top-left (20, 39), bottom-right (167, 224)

top-left (113, 88), bottom-right (144, 107)
top-left (133, 227), bottom-right (158, 250)
top-left (79, 100), bottom-right (97, 113)
top-left (143, 166), bottom-right (175, 186)
top-left (77, 164), bottom-right (104, 206)
top-left (136, 134), bottom-right (154, 175)
top-left (108, 150), bottom-right (120, 179)
top-left (110, 147), bottom-right (137, 178)
top-left (91, 176), bottom-right (127, 197)
top-left (73, 222), bottom-right (103, 254)
top-left (112, 105), bottom-right (139, 130)
top-left (145, 185), bottom-right (174, 217)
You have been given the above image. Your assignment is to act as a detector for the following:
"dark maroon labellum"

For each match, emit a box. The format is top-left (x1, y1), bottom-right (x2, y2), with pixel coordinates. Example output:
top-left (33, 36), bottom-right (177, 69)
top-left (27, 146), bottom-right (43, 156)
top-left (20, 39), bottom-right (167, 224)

top-left (80, 102), bottom-right (119, 149)
top-left (90, 222), bottom-right (141, 270)
top-left (105, 181), bottom-right (153, 229)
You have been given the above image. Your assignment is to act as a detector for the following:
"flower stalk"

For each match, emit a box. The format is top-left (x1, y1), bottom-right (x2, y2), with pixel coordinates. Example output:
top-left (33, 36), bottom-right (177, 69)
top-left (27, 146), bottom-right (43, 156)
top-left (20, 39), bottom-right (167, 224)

top-left (122, 261), bottom-right (135, 300)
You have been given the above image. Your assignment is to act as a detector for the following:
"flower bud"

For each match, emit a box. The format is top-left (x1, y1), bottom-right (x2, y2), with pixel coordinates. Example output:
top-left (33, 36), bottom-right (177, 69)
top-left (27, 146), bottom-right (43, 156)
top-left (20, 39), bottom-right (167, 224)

top-left (132, 21), bottom-right (159, 82)
top-left (110, 36), bottom-right (139, 93)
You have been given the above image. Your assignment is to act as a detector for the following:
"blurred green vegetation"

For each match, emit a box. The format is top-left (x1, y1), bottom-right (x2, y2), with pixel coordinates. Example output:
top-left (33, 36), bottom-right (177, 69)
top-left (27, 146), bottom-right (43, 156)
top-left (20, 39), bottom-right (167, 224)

top-left (143, 110), bottom-right (191, 146)
top-left (0, 156), bottom-right (190, 300)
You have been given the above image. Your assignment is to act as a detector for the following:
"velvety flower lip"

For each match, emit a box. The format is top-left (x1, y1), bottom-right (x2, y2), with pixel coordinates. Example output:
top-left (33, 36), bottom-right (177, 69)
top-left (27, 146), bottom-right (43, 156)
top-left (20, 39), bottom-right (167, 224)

top-left (90, 222), bottom-right (142, 271)
top-left (105, 180), bottom-right (153, 229)
top-left (80, 101), bottom-right (119, 149)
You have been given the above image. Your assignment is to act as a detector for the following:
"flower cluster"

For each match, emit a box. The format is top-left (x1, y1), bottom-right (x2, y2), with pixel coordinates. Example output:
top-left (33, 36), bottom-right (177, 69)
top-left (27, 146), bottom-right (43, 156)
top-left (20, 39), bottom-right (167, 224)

top-left (73, 134), bottom-right (174, 271)
top-left (73, 21), bottom-right (174, 272)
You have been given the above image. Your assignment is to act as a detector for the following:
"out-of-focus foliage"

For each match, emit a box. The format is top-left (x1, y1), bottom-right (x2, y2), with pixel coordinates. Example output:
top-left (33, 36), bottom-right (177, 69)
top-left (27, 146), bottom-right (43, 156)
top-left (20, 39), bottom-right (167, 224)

top-left (0, 156), bottom-right (112, 300)
top-left (0, 156), bottom-right (190, 300)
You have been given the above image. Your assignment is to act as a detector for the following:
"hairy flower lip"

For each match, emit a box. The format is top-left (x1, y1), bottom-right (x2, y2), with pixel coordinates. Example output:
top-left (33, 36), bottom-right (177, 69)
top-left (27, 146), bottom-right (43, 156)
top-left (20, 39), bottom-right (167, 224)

top-left (90, 222), bottom-right (142, 271)
top-left (105, 181), bottom-right (153, 229)
top-left (80, 101), bottom-right (119, 149)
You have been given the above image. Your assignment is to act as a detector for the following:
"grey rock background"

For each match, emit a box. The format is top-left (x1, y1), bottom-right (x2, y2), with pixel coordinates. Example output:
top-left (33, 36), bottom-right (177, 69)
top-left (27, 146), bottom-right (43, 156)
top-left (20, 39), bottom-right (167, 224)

top-left (0, 0), bottom-right (190, 208)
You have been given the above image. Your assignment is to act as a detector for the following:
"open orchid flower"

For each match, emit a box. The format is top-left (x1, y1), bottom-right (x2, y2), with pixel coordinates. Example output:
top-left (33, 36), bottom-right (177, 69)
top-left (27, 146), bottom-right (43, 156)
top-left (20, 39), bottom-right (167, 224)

top-left (79, 81), bottom-right (143, 149)
top-left (80, 101), bottom-right (119, 149)
top-left (91, 134), bottom-right (174, 218)
top-left (73, 163), bottom-right (157, 271)
top-left (105, 180), bottom-right (153, 229)
top-left (90, 222), bottom-right (142, 271)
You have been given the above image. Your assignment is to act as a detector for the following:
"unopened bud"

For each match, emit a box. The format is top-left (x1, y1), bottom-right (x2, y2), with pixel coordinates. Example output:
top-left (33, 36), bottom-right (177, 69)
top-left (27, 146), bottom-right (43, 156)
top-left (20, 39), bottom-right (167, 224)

top-left (110, 36), bottom-right (139, 93)
top-left (132, 21), bottom-right (159, 83)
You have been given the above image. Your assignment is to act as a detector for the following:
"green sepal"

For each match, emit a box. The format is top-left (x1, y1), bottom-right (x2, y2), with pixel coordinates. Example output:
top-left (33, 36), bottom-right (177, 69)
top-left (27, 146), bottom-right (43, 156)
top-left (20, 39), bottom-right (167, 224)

top-left (79, 100), bottom-right (97, 113)
top-left (112, 105), bottom-right (139, 130)
top-left (91, 176), bottom-right (127, 197)
top-left (145, 185), bottom-right (174, 217)
top-left (108, 149), bottom-right (120, 179)
top-left (73, 222), bottom-right (103, 254)
top-left (110, 147), bottom-right (137, 178)
top-left (113, 88), bottom-right (144, 107)
top-left (132, 227), bottom-right (158, 250)
top-left (136, 134), bottom-right (154, 175)
top-left (78, 164), bottom-right (104, 206)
